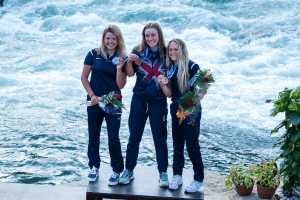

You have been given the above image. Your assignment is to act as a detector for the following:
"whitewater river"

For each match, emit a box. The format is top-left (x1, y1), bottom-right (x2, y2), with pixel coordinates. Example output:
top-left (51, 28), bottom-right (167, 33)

top-left (0, 0), bottom-right (299, 184)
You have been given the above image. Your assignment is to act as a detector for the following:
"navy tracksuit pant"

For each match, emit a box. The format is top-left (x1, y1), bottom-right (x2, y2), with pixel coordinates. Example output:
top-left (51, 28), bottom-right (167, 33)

top-left (170, 102), bottom-right (204, 182)
top-left (125, 95), bottom-right (168, 173)
top-left (87, 105), bottom-right (124, 173)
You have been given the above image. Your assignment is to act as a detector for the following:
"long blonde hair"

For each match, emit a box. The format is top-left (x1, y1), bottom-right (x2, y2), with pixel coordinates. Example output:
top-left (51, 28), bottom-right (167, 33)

top-left (96, 24), bottom-right (127, 60)
top-left (166, 38), bottom-right (190, 93)
top-left (134, 22), bottom-right (166, 60)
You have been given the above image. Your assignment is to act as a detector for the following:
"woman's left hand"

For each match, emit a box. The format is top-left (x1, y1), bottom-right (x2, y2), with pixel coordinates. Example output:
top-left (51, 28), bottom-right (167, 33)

top-left (117, 57), bottom-right (124, 71)
top-left (184, 110), bottom-right (192, 117)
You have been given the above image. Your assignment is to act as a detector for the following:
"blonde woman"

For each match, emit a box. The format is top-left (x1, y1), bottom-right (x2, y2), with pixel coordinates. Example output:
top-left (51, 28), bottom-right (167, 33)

top-left (158, 38), bottom-right (205, 193)
top-left (81, 24), bottom-right (127, 185)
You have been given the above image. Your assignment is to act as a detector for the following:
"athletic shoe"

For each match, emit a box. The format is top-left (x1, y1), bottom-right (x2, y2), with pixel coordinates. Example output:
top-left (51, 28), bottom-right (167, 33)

top-left (87, 166), bottom-right (99, 182)
top-left (118, 169), bottom-right (134, 184)
top-left (185, 180), bottom-right (205, 193)
top-left (159, 172), bottom-right (169, 188)
top-left (108, 172), bottom-right (119, 186)
top-left (168, 175), bottom-right (183, 190)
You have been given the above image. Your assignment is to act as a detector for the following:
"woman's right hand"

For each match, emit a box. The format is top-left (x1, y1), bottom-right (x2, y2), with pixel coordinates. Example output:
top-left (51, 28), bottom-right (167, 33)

top-left (91, 95), bottom-right (99, 105)
top-left (128, 53), bottom-right (139, 63)
top-left (157, 75), bottom-right (164, 86)
top-left (184, 110), bottom-right (192, 117)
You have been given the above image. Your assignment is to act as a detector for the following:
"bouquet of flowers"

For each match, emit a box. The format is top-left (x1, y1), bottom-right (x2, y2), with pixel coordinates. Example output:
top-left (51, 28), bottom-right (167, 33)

top-left (176, 89), bottom-right (201, 125)
top-left (177, 68), bottom-right (214, 125)
top-left (188, 69), bottom-right (215, 93)
top-left (83, 91), bottom-right (126, 114)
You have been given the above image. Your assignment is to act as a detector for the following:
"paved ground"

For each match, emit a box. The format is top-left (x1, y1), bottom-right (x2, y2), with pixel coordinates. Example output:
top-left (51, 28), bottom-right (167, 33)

top-left (0, 182), bottom-right (86, 200)
top-left (0, 166), bottom-right (281, 200)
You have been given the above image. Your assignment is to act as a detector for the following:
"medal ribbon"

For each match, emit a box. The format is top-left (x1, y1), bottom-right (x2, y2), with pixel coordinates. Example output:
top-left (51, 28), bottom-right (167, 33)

top-left (144, 46), bottom-right (159, 59)
top-left (168, 63), bottom-right (177, 79)
top-left (105, 49), bottom-right (117, 64)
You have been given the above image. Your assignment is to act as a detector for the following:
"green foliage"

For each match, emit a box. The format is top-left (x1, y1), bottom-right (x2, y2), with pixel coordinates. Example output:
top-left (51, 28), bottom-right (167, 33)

top-left (179, 68), bottom-right (215, 113)
top-left (179, 89), bottom-right (200, 112)
top-left (246, 159), bottom-right (281, 188)
top-left (270, 86), bottom-right (300, 190)
top-left (102, 91), bottom-right (125, 109)
top-left (225, 162), bottom-right (255, 189)
top-left (191, 69), bottom-right (215, 93)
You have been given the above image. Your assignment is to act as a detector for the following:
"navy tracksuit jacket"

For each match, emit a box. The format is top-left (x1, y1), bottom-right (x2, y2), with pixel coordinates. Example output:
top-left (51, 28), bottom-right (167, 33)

top-left (125, 47), bottom-right (168, 173)
top-left (169, 60), bottom-right (204, 182)
top-left (84, 49), bottom-right (125, 173)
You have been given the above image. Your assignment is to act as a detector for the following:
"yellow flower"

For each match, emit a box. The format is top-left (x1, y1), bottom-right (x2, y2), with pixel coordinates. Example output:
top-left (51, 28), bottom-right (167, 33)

top-left (176, 110), bottom-right (185, 121)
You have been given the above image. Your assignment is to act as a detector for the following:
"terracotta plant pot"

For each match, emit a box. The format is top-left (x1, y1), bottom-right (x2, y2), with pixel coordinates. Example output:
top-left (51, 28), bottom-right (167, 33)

top-left (235, 184), bottom-right (253, 196)
top-left (257, 182), bottom-right (278, 199)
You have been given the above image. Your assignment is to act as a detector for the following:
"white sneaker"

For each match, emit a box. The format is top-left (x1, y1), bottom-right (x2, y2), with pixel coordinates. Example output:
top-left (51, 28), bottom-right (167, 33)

top-left (185, 180), bottom-right (204, 193)
top-left (169, 175), bottom-right (183, 190)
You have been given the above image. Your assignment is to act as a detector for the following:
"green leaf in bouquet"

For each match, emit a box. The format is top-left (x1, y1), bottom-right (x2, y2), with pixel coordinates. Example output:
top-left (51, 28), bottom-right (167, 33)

top-left (179, 89), bottom-right (200, 112)
top-left (190, 69), bottom-right (215, 93)
top-left (111, 98), bottom-right (125, 109)
top-left (101, 91), bottom-right (126, 109)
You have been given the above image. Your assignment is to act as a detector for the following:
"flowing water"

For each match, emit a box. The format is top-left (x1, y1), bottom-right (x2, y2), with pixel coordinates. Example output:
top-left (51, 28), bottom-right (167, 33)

top-left (1, 0), bottom-right (300, 184)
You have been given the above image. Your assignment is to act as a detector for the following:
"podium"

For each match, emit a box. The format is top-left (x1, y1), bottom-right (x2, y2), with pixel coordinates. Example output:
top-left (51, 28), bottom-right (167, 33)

top-left (86, 164), bottom-right (204, 200)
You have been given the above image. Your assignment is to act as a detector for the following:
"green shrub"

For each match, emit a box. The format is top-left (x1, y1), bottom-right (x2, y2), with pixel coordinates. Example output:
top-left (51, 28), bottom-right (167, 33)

top-left (269, 86), bottom-right (300, 191)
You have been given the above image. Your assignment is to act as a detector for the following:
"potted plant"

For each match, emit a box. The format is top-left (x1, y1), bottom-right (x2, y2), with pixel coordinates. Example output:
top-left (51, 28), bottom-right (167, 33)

top-left (225, 162), bottom-right (255, 196)
top-left (247, 159), bottom-right (281, 199)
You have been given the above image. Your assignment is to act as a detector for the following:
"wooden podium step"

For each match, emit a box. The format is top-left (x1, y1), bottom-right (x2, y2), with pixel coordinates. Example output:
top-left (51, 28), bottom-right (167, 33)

top-left (86, 164), bottom-right (204, 200)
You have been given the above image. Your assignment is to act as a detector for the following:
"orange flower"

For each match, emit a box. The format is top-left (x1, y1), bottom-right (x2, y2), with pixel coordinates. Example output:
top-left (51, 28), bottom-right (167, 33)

top-left (176, 110), bottom-right (185, 121)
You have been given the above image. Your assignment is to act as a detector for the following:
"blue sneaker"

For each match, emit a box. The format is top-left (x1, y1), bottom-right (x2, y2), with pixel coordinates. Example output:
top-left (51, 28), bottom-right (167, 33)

top-left (108, 172), bottom-right (119, 186)
top-left (88, 166), bottom-right (99, 182)
top-left (159, 172), bottom-right (169, 187)
top-left (118, 169), bottom-right (134, 184)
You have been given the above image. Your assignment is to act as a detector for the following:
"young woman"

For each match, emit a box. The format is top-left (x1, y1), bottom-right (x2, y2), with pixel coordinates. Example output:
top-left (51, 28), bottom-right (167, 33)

top-left (81, 24), bottom-right (127, 185)
top-left (158, 38), bottom-right (205, 193)
top-left (118, 22), bottom-right (169, 187)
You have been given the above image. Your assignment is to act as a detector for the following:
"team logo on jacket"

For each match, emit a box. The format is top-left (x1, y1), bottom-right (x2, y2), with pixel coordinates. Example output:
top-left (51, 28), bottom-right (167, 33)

top-left (138, 59), bottom-right (166, 88)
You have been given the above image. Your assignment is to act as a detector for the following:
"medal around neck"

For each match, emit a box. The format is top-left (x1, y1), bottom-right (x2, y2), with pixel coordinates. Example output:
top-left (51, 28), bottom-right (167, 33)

top-left (112, 57), bottom-right (119, 65)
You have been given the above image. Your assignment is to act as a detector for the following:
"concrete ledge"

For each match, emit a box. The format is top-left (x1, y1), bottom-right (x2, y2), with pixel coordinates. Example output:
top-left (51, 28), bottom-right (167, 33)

top-left (0, 182), bottom-right (86, 200)
top-left (0, 164), bottom-right (282, 200)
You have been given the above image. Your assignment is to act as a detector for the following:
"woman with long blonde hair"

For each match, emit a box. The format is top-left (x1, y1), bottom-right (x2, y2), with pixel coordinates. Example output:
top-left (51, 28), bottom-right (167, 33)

top-left (158, 38), bottom-right (205, 193)
top-left (81, 24), bottom-right (127, 185)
